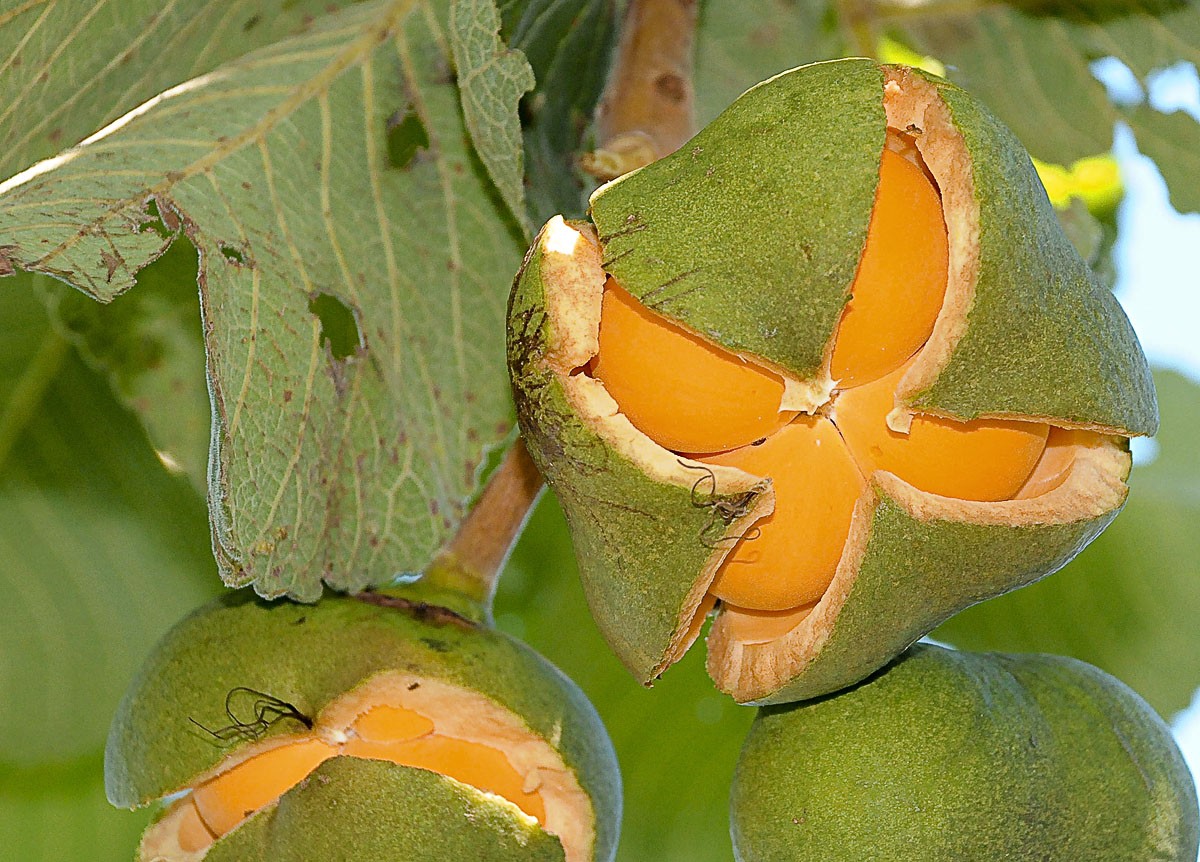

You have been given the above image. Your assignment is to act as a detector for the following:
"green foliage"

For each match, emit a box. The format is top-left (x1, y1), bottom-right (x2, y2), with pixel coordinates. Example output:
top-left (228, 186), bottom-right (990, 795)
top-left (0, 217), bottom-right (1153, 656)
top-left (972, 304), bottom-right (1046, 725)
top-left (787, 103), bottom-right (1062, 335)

top-left (0, 284), bottom-right (219, 861)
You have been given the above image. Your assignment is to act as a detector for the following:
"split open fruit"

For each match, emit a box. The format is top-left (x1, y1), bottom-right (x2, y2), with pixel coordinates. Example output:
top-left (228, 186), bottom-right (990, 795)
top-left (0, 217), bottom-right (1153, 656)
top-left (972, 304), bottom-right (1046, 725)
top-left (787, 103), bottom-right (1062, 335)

top-left (508, 60), bottom-right (1157, 704)
top-left (731, 644), bottom-right (1199, 861)
top-left (105, 593), bottom-right (621, 861)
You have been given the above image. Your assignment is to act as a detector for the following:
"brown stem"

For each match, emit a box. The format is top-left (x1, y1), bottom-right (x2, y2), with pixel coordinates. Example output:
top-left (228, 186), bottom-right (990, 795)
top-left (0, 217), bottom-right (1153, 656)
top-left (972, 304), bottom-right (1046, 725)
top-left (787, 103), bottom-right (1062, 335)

top-left (581, 0), bottom-right (699, 182)
top-left (424, 439), bottom-right (544, 615)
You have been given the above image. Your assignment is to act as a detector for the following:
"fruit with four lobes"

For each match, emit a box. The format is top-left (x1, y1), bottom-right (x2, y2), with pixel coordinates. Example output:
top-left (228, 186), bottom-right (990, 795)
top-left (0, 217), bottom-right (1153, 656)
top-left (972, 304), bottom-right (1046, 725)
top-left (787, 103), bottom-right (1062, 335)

top-left (507, 58), bottom-right (1158, 704)
top-left (730, 643), bottom-right (1200, 861)
top-left (105, 592), bottom-right (621, 862)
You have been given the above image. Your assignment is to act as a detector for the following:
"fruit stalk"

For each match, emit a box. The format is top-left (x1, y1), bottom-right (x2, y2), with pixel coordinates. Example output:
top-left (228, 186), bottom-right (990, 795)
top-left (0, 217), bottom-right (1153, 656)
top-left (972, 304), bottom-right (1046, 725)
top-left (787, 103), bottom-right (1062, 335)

top-left (582, 0), bottom-right (698, 181)
top-left (421, 439), bottom-right (544, 616)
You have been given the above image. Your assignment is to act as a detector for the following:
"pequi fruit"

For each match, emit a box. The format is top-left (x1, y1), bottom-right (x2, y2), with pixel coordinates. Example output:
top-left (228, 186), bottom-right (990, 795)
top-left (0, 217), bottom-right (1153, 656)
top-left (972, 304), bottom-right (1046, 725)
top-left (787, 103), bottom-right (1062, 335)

top-left (507, 59), bottom-right (1157, 704)
top-left (105, 592), bottom-right (621, 862)
top-left (730, 643), bottom-right (1200, 861)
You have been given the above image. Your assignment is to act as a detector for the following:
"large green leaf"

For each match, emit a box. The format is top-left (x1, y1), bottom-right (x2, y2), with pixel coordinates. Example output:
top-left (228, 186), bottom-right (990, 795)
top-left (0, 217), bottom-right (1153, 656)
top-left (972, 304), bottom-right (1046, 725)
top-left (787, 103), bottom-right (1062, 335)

top-left (0, 281), bottom-right (220, 768)
top-left (496, 495), bottom-right (754, 862)
top-left (690, 0), bottom-right (1200, 213)
top-left (0, 756), bottom-right (148, 862)
top-left (0, 1), bottom-right (532, 600)
top-left (937, 371), bottom-right (1200, 717)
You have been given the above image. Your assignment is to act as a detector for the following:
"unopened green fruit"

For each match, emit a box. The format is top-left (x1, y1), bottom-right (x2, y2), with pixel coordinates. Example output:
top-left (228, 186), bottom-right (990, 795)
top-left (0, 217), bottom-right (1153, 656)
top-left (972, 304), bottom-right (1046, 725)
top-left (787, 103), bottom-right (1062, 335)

top-left (731, 644), bottom-right (1199, 861)
top-left (507, 58), bottom-right (1156, 705)
top-left (106, 592), bottom-right (621, 862)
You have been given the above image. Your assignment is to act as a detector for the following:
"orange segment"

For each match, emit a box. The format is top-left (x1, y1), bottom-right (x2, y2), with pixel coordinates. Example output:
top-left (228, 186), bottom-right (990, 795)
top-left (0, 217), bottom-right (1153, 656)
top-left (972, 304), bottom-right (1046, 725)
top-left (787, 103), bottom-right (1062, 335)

top-left (699, 417), bottom-right (865, 610)
top-left (360, 736), bottom-right (547, 823)
top-left (830, 146), bottom-right (949, 388)
top-left (1014, 428), bottom-right (1108, 500)
top-left (834, 362), bottom-right (1049, 501)
top-left (350, 704), bottom-right (435, 743)
top-left (176, 796), bottom-right (217, 853)
top-left (192, 738), bottom-right (337, 837)
top-left (721, 602), bottom-right (818, 645)
top-left (592, 279), bottom-right (794, 453)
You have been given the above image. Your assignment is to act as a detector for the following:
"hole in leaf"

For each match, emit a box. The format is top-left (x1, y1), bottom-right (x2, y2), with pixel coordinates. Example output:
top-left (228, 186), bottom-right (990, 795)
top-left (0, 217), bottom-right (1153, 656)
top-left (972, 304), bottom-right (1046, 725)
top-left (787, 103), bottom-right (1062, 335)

top-left (387, 107), bottom-right (429, 170)
top-left (218, 243), bottom-right (246, 265)
top-left (309, 292), bottom-right (362, 360)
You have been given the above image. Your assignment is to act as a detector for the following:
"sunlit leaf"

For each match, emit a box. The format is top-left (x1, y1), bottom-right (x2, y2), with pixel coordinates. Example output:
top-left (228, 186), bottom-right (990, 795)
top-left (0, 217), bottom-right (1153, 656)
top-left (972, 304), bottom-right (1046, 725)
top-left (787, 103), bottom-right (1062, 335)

top-left (451, 0), bottom-right (536, 233)
top-left (0, 0), bottom-right (368, 180)
top-left (0, 1), bottom-right (529, 600)
top-left (0, 282), bottom-right (219, 766)
top-left (496, 495), bottom-right (754, 862)
top-left (937, 371), bottom-right (1200, 717)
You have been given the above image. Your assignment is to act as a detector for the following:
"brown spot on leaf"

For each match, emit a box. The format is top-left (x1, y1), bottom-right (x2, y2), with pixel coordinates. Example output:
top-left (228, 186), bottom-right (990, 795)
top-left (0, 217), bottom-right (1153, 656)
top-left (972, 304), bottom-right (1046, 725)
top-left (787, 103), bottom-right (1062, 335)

top-left (100, 250), bottom-right (123, 282)
top-left (283, 389), bottom-right (293, 403)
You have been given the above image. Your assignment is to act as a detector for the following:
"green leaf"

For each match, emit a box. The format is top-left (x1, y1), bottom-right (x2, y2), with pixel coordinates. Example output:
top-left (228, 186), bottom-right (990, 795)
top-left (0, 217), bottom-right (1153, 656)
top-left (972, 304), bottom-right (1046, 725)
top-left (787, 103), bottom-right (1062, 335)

top-left (0, 0), bottom-right (370, 180)
top-left (451, 0), bottom-right (536, 234)
top-left (504, 0), bottom-right (618, 223)
top-left (0, 281), bottom-right (219, 767)
top-left (1123, 102), bottom-right (1200, 214)
top-left (936, 370), bottom-right (1200, 717)
top-left (33, 241), bottom-right (210, 488)
top-left (496, 495), bottom-right (754, 862)
top-left (0, 755), bottom-right (148, 862)
top-left (0, 1), bottom-right (527, 601)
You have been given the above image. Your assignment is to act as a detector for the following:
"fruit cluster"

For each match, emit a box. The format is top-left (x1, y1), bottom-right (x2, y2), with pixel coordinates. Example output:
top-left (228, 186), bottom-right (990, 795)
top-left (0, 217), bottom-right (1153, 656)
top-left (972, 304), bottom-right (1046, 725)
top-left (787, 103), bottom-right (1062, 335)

top-left (106, 59), bottom-right (1195, 862)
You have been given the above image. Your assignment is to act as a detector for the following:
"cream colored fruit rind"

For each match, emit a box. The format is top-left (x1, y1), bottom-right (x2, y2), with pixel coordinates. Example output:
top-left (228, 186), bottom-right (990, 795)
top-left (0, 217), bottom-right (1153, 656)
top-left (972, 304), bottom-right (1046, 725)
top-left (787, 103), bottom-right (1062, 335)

top-left (508, 220), bottom-right (771, 682)
top-left (196, 758), bottom-right (565, 862)
top-left (888, 66), bottom-right (1157, 435)
top-left (731, 645), bottom-right (1198, 861)
top-left (709, 438), bottom-right (1131, 705)
top-left (105, 593), bottom-right (620, 862)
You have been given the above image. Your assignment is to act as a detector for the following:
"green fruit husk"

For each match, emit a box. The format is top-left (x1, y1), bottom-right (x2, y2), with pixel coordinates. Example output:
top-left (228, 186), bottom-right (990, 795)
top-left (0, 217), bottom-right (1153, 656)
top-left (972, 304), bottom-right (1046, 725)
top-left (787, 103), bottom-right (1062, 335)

top-left (105, 591), bottom-right (620, 862)
top-left (203, 758), bottom-right (565, 862)
top-left (731, 644), bottom-right (1200, 862)
top-left (507, 59), bottom-right (1156, 705)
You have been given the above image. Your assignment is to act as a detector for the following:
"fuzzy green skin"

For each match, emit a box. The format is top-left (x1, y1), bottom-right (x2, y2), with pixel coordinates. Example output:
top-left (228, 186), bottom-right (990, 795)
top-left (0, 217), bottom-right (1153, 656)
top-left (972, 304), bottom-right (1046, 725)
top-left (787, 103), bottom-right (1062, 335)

top-left (105, 592), bottom-right (620, 862)
top-left (732, 644), bottom-right (1200, 862)
top-left (509, 237), bottom-right (768, 680)
top-left (204, 758), bottom-right (564, 862)
top-left (755, 484), bottom-right (1125, 705)
top-left (910, 72), bottom-right (1157, 434)
top-left (590, 60), bottom-right (885, 379)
